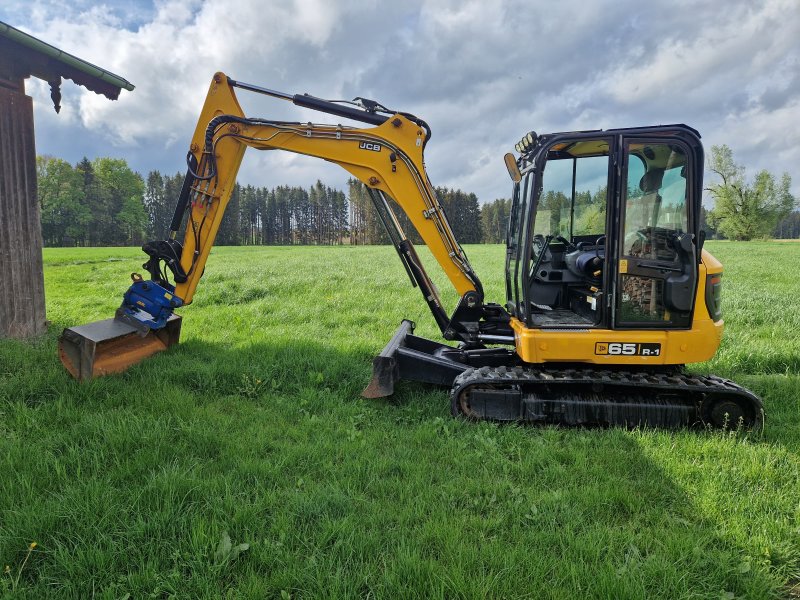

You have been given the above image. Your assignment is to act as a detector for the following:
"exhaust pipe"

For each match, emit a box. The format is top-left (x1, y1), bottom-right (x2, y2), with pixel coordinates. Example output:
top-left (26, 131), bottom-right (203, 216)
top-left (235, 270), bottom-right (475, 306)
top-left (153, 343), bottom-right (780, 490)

top-left (59, 314), bottom-right (182, 381)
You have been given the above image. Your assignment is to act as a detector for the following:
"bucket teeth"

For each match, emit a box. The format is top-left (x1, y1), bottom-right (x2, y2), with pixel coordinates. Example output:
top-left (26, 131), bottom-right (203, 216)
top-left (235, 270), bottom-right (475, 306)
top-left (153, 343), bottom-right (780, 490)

top-left (58, 314), bottom-right (182, 380)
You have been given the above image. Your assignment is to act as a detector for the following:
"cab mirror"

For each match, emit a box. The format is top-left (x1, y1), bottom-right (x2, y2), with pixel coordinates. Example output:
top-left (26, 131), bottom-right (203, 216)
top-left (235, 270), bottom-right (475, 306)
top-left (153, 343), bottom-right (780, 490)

top-left (504, 153), bottom-right (522, 183)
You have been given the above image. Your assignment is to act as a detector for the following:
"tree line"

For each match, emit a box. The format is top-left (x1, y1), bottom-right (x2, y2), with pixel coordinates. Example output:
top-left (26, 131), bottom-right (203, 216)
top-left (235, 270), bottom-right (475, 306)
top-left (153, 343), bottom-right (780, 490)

top-left (37, 155), bottom-right (511, 247)
top-left (37, 156), bottom-right (147, 247)
top-left (35, 146), bottom-right (795, 247)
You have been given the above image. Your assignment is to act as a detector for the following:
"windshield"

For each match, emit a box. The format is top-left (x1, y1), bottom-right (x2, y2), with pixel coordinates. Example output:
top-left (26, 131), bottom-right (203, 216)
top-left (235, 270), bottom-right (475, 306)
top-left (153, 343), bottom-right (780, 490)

top-left (532, 140), bottom-right (610, 262)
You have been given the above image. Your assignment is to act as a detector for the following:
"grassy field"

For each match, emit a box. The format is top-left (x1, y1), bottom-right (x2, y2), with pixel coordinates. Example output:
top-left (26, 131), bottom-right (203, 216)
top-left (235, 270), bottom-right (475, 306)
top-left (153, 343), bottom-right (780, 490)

top-left (1, 241), bottom-right (799, 599)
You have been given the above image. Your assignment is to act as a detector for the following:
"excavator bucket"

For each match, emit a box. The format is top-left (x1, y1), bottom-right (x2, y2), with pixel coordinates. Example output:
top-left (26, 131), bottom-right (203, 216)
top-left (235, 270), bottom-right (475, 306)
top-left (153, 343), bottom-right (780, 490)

top-left (58, 314), bottom-right (182, 381)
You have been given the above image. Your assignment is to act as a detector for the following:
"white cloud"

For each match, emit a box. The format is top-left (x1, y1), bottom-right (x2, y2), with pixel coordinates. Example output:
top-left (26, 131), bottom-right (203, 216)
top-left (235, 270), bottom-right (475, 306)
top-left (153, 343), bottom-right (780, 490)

top-left (3, 0), bottom-right (798, 201)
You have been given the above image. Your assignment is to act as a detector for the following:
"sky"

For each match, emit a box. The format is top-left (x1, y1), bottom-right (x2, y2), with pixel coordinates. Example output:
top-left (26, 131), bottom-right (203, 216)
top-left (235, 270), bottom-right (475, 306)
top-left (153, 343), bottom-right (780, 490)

top-left (3, 0), bottom-right (799, 202)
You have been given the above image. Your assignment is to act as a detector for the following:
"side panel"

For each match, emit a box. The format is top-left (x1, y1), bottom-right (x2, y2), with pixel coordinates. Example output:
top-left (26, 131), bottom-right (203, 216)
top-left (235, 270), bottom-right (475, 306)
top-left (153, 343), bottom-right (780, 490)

top-left (512, 255), bottom-right (723, 366)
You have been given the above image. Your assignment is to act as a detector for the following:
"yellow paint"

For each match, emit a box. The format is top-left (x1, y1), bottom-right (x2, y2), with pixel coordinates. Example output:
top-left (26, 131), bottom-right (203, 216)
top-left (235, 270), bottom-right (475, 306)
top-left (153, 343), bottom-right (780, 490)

top-left (169, 73), bottom-right (726, 371)
top-left (174, 72), bottom-right (477, 306)
top-left (510, 256), bottom-right (724, 366)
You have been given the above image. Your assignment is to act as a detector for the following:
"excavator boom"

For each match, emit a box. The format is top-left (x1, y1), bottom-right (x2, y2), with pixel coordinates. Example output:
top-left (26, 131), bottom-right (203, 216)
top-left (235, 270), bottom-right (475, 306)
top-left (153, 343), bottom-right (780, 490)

top-left (59, 72), bottom-right (492, 380)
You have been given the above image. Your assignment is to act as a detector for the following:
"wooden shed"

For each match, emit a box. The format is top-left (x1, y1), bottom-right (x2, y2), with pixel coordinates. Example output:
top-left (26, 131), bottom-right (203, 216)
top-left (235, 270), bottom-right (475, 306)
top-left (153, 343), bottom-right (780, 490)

top-left (0, 20), bottom-right (133, 338)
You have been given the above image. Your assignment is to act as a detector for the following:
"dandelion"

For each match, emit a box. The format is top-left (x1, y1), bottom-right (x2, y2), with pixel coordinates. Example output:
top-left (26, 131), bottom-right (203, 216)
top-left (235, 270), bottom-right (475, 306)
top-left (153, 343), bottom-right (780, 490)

top-left (5, 541), bottom-right (37, 591)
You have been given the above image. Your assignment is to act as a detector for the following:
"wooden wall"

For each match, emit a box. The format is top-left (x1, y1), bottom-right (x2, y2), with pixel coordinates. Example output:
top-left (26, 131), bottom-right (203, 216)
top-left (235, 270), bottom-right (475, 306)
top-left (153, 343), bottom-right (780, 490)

top-left (0, 84), bottom-right (47, 338)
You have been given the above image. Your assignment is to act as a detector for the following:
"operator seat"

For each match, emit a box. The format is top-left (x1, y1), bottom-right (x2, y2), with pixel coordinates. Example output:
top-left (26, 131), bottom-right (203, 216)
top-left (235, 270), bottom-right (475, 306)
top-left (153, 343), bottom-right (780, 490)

top-left (640, 167), bottom-right (665, 195)
top-left (574, 249), bottom-right (604, 281)
top-left (625, 167), bottom-right (665, 258)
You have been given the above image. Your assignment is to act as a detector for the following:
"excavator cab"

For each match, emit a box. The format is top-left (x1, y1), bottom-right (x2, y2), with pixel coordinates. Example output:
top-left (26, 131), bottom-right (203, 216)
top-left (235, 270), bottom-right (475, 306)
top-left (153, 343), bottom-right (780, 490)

top-left (506, 126), bottom-right (701, 333)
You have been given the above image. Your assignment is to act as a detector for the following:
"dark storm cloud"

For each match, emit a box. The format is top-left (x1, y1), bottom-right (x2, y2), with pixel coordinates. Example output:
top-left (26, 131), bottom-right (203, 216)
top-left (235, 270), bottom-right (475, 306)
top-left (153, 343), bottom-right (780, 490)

top-left (4, 0), bottom-right (798, 202)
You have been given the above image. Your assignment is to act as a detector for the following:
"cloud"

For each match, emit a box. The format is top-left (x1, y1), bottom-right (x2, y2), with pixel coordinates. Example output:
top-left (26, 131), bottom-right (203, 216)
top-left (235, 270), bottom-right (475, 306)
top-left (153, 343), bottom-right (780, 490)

top-left (4, 0), bottom-right (799, 201)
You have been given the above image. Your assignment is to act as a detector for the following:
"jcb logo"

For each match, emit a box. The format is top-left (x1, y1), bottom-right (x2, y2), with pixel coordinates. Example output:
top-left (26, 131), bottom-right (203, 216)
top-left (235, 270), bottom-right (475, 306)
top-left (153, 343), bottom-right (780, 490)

top-left (359, 142), bottom-right (382, 152)
top-left (596, 342), bottom-right (661, 356)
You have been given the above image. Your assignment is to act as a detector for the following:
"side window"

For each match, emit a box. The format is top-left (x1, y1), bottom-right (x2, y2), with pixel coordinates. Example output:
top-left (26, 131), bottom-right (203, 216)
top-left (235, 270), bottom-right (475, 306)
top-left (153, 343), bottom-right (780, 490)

top-left (573, 156), bottom-right (608, 237)
top-left (537, 159), bottom-right (572, 237)
top-left (623, 144), bottom-right (688, 259)
top-left (507, 174), bottom-right (532, 317)
top-left (506, 182), bottom-right (522, 252)
top-left (619, 142), bottom-right (691, 325)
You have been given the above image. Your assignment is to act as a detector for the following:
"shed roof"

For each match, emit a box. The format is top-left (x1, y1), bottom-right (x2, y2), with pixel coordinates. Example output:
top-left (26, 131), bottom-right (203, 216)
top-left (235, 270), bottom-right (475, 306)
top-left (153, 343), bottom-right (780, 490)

top-left (0, 20), bottom-right (133, 109)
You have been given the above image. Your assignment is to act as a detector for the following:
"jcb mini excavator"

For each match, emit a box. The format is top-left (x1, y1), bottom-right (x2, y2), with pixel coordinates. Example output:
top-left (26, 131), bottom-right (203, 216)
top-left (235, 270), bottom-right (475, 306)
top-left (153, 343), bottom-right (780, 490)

top-left (59, 72), bottom-right (763, 430)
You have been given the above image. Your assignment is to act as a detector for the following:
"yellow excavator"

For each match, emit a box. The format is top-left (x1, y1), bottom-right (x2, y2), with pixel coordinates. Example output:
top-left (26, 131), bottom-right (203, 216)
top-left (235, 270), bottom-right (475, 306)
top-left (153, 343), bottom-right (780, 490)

top-left (58, 72), bottom-right (763, 429)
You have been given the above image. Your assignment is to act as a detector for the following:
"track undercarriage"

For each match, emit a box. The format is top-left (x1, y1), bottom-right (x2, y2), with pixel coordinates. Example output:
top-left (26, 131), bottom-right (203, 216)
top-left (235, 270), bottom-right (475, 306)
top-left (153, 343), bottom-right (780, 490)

top-left (364, 320), bottom-right (764, 431)
top-left (451, 365), bottom-right (764, 430)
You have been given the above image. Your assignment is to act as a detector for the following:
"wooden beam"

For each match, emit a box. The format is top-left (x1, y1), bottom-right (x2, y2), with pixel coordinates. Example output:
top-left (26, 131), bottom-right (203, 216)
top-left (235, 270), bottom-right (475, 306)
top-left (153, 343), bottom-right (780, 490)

top-left (0, 85), bottom-right (47, 338)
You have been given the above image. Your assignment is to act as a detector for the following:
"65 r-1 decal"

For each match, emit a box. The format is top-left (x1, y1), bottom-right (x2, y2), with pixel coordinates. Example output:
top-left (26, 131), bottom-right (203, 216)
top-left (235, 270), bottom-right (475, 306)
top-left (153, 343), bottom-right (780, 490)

top-left (595, 342), bottom-right (661, 356)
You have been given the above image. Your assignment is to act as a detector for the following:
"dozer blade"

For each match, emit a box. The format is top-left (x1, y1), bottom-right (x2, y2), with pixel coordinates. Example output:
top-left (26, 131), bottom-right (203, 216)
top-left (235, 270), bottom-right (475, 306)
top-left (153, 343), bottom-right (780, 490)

top-left (58, 314), bottom-right (182, 381)
top-left (362, 319), bottom-right (475, 398)
top-left (362, 320), bottom-right (413, 398)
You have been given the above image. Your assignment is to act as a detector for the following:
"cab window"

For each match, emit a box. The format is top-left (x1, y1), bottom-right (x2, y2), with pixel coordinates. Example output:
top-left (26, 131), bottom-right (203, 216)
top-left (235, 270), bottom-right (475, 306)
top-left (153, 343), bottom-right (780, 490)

top-left (536, 140), bottom-right (609, 242)
top-left (623, 144), bottom-right (688, 257)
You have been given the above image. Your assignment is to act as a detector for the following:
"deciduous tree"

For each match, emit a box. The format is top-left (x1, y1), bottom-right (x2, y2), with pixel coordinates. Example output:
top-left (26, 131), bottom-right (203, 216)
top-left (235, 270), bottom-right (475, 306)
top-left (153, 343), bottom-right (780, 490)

top-left (36, 156), bottom-right (90, 246)
top-left (706, 145), bottom-right (795, 240)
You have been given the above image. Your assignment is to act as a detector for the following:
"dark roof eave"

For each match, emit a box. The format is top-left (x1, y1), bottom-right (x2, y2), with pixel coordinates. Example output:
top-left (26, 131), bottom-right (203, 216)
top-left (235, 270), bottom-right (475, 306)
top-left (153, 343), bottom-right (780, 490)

top-left (0, 20), bottom-right (134, 100)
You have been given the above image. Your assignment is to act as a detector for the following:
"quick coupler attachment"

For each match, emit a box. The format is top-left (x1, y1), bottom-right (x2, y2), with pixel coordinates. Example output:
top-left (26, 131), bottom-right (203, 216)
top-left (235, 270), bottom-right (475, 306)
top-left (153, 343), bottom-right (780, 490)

top-left (58, 273), bottom-right (184, 381)
top-left (117, 273), bottom-right (184, 335)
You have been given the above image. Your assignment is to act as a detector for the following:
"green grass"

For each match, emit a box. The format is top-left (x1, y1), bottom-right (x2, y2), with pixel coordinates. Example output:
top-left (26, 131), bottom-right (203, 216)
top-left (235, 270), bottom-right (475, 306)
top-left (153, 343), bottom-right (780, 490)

top-left (1, 241), bottom-right (799, 599)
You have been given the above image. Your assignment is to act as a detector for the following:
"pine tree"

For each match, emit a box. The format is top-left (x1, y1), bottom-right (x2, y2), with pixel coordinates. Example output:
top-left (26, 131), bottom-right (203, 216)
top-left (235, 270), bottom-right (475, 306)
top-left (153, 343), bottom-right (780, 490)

top-left (480, 198), bottom-right (511, 244)
top-left (144, 171), bottom-right (173, 238)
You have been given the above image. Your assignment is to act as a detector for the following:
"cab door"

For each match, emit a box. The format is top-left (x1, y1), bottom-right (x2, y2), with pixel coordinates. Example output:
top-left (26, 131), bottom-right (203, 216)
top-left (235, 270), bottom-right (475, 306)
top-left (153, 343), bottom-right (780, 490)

top-left (615, 139), bottom-right (698, 329)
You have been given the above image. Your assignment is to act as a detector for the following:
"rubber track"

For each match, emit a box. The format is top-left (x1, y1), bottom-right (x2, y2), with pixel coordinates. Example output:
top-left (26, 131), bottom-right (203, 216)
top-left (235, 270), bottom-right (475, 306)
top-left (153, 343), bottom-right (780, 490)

top-left (450, 365), bottom-right (764, 430)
